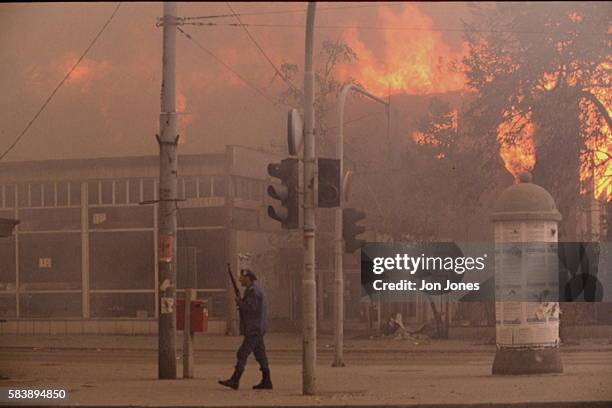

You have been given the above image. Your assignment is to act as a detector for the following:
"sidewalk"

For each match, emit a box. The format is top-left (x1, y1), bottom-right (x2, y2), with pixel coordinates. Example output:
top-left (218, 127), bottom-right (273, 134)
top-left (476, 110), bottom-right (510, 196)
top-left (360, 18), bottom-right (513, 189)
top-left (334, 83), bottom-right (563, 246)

top-left (1, 332), bottom-right (611, 353)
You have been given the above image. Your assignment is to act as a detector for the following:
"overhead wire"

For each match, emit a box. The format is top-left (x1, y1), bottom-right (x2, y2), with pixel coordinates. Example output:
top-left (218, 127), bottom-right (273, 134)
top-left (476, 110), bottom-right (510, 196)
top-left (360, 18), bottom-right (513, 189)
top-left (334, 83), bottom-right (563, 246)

top-left (181, 3), bottom-right (406, 21)
top-left (0, 2), bottom-right (122, 162)
top-left (176, 26), bottom-right (293, 108)
top-left (179, 21), bottom-right (610, 36)
top-left (225, 2), bottom-right (299, 93)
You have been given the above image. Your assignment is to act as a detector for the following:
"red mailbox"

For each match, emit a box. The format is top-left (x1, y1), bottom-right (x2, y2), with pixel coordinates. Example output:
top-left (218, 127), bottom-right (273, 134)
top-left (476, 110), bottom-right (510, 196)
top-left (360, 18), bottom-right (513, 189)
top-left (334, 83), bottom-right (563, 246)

top-left (176, 298), bottom-right (208, 332)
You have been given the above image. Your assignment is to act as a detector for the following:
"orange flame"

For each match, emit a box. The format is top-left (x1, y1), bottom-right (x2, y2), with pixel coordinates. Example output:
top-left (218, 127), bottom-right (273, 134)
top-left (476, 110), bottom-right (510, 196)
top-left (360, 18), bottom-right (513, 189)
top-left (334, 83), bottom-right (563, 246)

top-left (59, 53), bottom-right (112, 90)
top-left (579, 66), bottom-right (611, 200)
top-left (176, 90), bottom-right (193, 143)
top-left (339, 4), bottom-right (467, 96)
top-left (497, 109), bottom-right (536, 181)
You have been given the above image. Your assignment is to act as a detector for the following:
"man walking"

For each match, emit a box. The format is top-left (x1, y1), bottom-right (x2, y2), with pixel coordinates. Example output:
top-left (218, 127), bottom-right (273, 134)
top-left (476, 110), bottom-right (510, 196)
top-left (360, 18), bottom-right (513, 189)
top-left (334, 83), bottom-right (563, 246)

top-left (219, 269), bottom-right (272, 390)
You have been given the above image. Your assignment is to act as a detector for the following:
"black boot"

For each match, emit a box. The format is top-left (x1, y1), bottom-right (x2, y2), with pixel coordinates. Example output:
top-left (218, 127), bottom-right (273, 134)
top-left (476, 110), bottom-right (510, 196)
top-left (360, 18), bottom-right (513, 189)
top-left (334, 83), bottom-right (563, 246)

top-left (218, 369), bottom-right (243, 390)
top-left (253, 368), bottom-right (273, 390)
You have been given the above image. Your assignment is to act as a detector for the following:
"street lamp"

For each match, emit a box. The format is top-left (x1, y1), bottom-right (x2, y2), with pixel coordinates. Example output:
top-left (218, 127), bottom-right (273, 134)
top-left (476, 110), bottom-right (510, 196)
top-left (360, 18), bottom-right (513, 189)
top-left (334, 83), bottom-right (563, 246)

top-left (333, 84), bottom-right (388, 368)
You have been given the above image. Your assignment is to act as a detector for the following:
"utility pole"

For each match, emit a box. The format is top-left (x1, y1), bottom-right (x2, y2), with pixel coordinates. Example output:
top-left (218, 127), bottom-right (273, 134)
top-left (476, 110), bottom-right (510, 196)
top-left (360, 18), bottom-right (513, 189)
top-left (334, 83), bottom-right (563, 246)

top-left (302, 2), bottom-right (317, 396)
top-left (333, 85), bottom-right (388, 368)
top-left (157, 1), bottom-right (178, 380)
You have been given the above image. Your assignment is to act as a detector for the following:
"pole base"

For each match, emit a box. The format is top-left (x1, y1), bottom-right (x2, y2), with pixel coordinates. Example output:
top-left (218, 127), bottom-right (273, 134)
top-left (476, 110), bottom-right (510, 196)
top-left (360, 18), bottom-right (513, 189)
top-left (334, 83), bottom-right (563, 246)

top-left (492, 347), bottom-right (563, 375)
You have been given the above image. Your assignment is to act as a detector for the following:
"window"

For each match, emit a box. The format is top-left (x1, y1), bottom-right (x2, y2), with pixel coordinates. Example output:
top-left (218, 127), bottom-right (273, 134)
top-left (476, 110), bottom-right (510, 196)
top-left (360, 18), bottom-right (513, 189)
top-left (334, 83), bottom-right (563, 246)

top-left (70, 182), bottom-right (81, 206)
top-left (4, 185), bottom-right (15, 208)
top-left (115, 180), bottom-right (127, 204)
top-left (20, 293), bottom-right (81, 318)
top-left (19, 208), bottom-right (80, 231)
top-left (142, 179), bottom-right (154, 203)
top-left (19, 232), bottom-right (81, 290)
top-left (212, 176), bottom-right (225, 197)
top-left (17, 184), bottom-right (28, 207)
top-left (128, 179), bottom-right (141, 204)
top-left (184, 177), bottom-right (197, 199)
top-left (198, 176), bottom-right (211, 197)
top-left (0, 295), bottom-right (16, 317)
top-left (101, 180), bottom-right (113, 205)
top-left (30, 183), bottom-right (42, 207)
top-left (57, 182), bottom-right (69, 206)
top-left (90, 231), bottom-right (154, 289)
top-left (88, 181), bottom-right (99, 205)
top-left (91, 293), bottom-right (154, 318)
top-left (43, 182), bottom-right (55, 207)
top-left (0, 238), bottom-right (15, 290)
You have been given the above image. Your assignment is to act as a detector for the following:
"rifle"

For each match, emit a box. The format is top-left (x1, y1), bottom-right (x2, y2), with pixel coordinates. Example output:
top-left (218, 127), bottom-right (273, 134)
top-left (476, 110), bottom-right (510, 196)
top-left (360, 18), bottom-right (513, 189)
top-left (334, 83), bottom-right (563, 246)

top-left (226, 263), bottom-right (241, 298)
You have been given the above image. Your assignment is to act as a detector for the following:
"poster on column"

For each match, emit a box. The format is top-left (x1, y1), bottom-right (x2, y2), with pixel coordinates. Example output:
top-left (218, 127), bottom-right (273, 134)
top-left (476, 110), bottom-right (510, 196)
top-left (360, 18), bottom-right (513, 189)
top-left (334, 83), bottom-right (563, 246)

top-left (495, 221), bottom-right (559, 347)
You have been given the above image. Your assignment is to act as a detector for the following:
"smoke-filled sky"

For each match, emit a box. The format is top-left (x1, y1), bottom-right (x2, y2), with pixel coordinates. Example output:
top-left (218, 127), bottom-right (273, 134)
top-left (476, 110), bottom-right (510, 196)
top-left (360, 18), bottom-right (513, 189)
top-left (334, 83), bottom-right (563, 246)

top-left (0, 2), bottom-right (474, 162)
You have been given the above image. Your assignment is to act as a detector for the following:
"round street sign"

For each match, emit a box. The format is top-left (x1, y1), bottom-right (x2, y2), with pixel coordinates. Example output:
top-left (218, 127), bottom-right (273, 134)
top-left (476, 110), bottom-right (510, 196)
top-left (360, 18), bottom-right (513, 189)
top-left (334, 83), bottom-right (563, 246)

top-left (287, 108), bottom-right (303, 156)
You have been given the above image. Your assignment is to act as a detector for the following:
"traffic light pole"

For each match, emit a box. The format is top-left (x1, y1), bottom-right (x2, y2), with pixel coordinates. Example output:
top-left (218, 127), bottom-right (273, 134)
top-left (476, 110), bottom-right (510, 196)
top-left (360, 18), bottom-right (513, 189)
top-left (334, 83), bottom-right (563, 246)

top-left (302, 2), bottom-right (317, 396)
top-left (157, 1), bottom-right (178, 380)
top-left (333, 84), bottom-right (388, 368)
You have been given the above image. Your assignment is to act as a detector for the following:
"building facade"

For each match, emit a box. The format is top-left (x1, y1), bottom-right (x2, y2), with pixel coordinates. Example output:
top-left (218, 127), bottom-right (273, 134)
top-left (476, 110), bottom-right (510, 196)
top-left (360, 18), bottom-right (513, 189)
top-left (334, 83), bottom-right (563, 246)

top-left (0, 145), bottom-right (313, 334)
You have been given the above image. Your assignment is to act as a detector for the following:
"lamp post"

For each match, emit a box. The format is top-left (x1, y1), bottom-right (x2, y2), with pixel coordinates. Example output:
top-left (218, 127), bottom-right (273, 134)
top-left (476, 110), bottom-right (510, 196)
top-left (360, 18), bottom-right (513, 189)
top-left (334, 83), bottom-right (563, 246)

top-left (333, 84), bottom-right (388, 368)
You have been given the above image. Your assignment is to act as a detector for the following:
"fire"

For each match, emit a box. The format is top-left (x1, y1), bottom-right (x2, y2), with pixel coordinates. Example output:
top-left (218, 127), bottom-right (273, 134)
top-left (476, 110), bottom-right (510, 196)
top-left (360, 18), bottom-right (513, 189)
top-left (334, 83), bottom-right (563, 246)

top-left (579, 67), bottom-right (611, 200)
top-left (59, 53), bottom-right (112, 90)
top-left (176, 90), bottom-right (193, 143)
top-left (339, 4), bottom-right (466, 96)
top-left (497, 108), bottom-right (536, 181)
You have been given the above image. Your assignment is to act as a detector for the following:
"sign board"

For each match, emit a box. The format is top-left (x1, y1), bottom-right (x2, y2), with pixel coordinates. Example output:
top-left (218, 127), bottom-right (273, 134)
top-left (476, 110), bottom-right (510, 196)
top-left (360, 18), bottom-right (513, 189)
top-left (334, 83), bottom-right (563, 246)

top-left (39, 257), bottom-right (52, 268)
top-left (287, 108), bottom-right (303, 156)
top-left (93, 213), bottom-right (107, 225)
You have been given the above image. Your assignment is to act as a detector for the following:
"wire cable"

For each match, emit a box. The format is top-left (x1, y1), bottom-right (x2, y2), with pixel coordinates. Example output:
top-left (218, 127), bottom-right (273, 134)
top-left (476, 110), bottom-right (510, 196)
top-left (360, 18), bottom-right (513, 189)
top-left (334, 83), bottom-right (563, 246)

top-left (181, 3), bottom-right (406, 21)
top-left (181, 21), bottom-right (610, 36)
top-left (176, 26), bottom-right (292, 108)
top-left (225, 2), bottom-right (299, 93)
top-left (0, 2), bottom-right (122, 162)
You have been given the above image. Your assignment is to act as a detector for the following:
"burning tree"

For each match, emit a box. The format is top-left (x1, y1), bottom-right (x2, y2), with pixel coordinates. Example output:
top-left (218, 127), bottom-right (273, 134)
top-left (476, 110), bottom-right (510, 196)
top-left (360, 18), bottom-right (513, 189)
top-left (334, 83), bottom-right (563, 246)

top-left (460, 2), bottom-right (611, 239)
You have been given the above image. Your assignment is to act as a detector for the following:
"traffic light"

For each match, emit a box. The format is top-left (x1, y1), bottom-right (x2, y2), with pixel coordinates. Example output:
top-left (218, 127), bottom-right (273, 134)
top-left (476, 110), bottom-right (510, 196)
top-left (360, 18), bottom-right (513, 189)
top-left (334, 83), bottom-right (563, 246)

top-left (0, 218), bottom-right (19, 238)
top-left (267, 158), bottom-right (299, 229)
top-left (343, 208), bottom-right (366, 253)
top-left (317, 158), bottom-right (340, 208)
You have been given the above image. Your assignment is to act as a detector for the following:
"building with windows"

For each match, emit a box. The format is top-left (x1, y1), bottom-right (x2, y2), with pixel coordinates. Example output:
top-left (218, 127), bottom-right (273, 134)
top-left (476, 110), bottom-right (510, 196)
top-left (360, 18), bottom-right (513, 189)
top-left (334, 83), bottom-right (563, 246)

top-left (0, 145), bottom-right (316, 334)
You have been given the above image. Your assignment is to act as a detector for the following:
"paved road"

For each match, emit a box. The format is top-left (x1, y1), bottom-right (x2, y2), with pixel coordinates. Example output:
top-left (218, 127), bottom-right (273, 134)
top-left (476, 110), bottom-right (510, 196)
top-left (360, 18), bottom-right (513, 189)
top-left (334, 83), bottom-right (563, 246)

top-left (1, 348), bottom-right (611, 407)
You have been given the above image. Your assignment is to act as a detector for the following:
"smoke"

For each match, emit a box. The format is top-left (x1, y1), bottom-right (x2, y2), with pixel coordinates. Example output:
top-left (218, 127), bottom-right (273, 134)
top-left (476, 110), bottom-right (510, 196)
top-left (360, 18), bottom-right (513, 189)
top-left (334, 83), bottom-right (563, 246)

top-left (0, 2), bottom-right (473, 162)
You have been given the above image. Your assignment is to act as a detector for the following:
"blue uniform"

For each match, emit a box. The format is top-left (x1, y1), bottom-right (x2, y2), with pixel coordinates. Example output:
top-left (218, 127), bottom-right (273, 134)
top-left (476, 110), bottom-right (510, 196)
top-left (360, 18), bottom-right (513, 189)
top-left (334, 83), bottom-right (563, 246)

top-left (235, 284), bottom-right (269, 373)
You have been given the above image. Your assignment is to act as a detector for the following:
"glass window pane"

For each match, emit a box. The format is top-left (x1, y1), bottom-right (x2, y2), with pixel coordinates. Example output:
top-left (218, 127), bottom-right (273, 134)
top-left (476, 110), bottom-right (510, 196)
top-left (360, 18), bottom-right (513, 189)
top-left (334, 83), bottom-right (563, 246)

top-left (5, 185), bottom-right (15, 208)
top-left (0, 237), bottom-right (16, 290)
top-left (115, 180), bottom-right (127, 204)
top-left (70, 182), bottom-right (81, 206)
top-left (30, 183), bottom-right (42, 207)
top-left (57, 182), bottom-right (69, 206)
top-left (177, 178), bottom-right (185, 200)
top-left (43, 182), bottom-right (55, 207)
top-left (101, 180), bottom-right (113, 205)
top-left (19, 232), bottom-right (81, 290)
top-left (88, 181), bottom-right (99, 205)
top-left (0, 294), bottom-right (16, 317)
top-left (185, 177), bottom-right (197, 199)
top-left (90, 231), bottom-right (154, 289)
top-left (18, 184), bottom-right (28, 207)
top-left (129, 179), bottom-right (141, 204)
top-left (91, 293), bottom-right (154, 318)
top-left (198, 176), bottom-right (211, 197)
top-left (20, 293), bottom-right (81, 318)
top-left (212, 176), bottom-right (225, 197)
top-left (142, 179), bottom-right (154, 202)
top-left (19, 208), bottom-right (80, 231)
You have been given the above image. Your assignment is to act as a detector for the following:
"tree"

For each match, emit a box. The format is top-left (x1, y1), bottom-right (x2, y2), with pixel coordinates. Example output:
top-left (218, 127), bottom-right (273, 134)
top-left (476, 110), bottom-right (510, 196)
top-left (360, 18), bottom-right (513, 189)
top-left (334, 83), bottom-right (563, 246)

top-left (276, 40), bottom-right (361, 156)
top-left (460, 2), bottom-right (611, 239)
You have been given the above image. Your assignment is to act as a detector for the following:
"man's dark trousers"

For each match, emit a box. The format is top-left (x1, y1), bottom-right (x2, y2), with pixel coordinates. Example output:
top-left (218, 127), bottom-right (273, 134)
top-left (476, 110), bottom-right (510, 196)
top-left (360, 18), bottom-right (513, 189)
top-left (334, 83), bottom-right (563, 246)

top-left (236, 334), bottom-right (269, 373)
